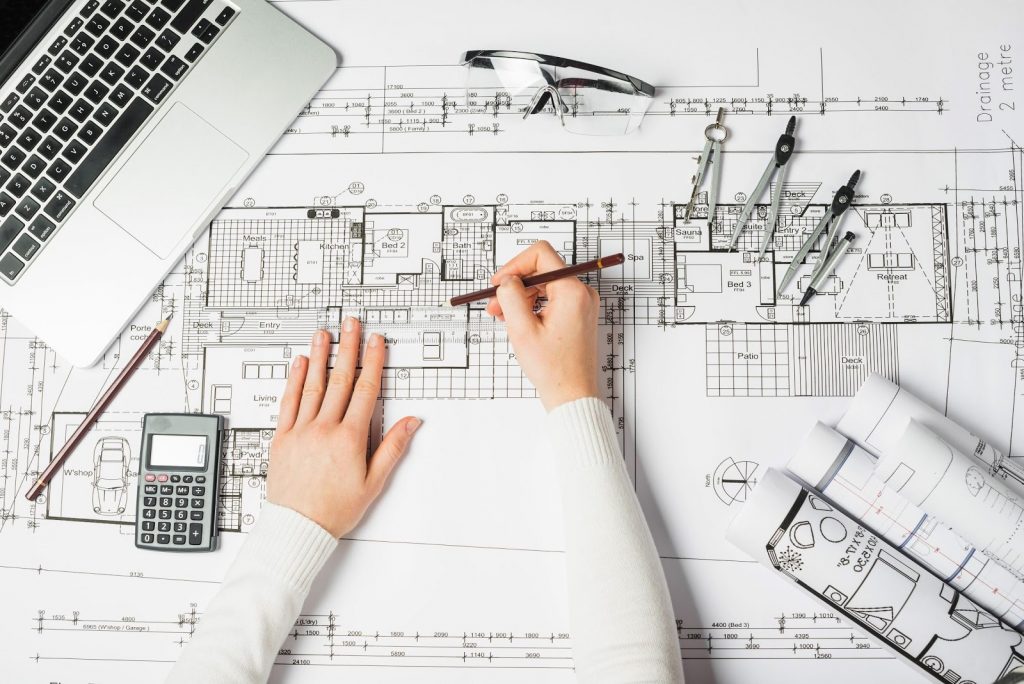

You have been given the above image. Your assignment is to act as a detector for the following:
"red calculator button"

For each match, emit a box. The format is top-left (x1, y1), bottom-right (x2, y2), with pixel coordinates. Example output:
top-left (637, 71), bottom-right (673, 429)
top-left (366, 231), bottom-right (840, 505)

top-left (157, 474), bottom-right (169, 482)
top-left (144, 474), bottom-right (156, 482)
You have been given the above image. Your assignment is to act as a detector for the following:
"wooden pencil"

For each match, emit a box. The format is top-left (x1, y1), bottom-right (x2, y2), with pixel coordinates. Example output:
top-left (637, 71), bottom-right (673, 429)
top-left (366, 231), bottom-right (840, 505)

top-left (25, 317), bottom-right (172, 502)
top-left (448, 253), bottom-right (625, 307)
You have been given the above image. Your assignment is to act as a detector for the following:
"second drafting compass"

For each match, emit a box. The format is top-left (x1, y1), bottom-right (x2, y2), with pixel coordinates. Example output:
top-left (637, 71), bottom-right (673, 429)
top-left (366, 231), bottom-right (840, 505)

top-left (683, 107), bottom-right (728, 226)
top-left (777, 170), bottom-right (861, 296)
top-left (728, 116), bottom-right (797, 254)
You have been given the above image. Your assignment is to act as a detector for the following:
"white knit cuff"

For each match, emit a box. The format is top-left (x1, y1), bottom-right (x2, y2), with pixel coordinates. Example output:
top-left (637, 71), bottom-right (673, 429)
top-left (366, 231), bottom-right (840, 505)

top-left (546, 396), bottom-right (621, 468)
top-left (228, 502), bottom-right (339, 596)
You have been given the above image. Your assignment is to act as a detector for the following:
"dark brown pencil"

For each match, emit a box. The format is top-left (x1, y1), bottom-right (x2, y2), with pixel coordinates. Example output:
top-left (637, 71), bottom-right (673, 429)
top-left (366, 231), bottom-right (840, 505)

top-left (25, 317), bottom-right (172, 502)
top-left (449, 253), bottom-right (626, 307)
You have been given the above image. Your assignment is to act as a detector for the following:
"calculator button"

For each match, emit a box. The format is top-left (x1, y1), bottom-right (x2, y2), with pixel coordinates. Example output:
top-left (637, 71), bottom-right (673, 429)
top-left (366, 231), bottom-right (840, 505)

top-left (171, 475), bottom-right (180, 482)
top-left (190, 498), bottom-right (203, 508)
top-left (157, 474), bottom-right (168, 482)
top-left (160, 484), bottom-right (173, 495)
top-left (173, 534), bottom-right (186, 545)
top-left (157, 534), bottom-right (170, 544)
top-left (142, 483), bottom-right (156, 495)
top-left (191, 486), bottom-right (205, 496)
top-left (175, 497), bottom-right (188, 508)
top-left (183, 475), bottom-right (193, 483)
top-left (143, 496), bottom-right (156, 506)
top-left (175, 485), bottom-right (188, 495)
top-left (189, 510), bottom-right (203, 520)
top-left (157, 521), bottom-right (171, 532)
top-left (141, 521), bottom-right (154, 531)
top-left (141, 533), bottom-right (154, 544)
top-left (174, 509), bottom-right (188, 520)
top-left (173, 522), bottom-right (187, 533)
top-left (144, 473), bottom-right (156, 482)
top-left (159, 497), bottom-right (172, 507)
top-left (188, 523), bottom-right (203, 545)
top-left (196, 476), bottom-right (206, 484)
top-left (158, 509), bottom-right (172, 519)
top-left (142, 508), bottom-right (156, 519)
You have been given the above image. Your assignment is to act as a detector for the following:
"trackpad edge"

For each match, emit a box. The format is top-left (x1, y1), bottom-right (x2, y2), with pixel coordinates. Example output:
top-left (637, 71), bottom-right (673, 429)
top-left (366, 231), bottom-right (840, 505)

top-left (95, 103), bottom-right (248, 259)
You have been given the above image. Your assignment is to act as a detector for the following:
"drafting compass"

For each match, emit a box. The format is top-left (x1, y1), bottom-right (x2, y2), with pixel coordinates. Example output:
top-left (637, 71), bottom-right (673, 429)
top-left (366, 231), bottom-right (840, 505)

top-left (728, 116), bottom-right (797, 255)
top-left (777, 170), bottom-right (861, 295)
top-left (683, 107), bottom-right (728, 226)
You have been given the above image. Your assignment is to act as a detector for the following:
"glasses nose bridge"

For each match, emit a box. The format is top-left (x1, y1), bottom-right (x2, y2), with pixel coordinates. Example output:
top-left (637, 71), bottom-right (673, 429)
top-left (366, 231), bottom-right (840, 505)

top-left (524, 84), bottom-right (568, 126)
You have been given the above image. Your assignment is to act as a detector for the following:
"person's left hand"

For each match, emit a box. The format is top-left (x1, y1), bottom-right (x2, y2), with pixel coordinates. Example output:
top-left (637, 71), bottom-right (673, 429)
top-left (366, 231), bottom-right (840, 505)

top-left (267, 321), bottom-right (421, 537)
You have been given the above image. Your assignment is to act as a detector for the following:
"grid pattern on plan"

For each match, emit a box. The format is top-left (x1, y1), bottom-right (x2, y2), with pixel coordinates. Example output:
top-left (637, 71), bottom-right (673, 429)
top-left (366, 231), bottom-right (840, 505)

top-left (705, 324), bottom-right (790, 397)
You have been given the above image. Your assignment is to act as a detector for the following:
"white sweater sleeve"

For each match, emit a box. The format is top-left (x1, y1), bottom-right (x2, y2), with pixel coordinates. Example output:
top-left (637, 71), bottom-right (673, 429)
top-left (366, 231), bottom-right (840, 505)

top-left (547, 397), bottom-right (684, 683)
top-left (165, 502), bottom-right (338, 684)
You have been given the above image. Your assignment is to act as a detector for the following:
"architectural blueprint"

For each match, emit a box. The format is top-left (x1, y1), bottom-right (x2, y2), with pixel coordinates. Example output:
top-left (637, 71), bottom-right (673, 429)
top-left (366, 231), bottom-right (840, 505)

top-left (1, 0), bottom-right (1023, 682)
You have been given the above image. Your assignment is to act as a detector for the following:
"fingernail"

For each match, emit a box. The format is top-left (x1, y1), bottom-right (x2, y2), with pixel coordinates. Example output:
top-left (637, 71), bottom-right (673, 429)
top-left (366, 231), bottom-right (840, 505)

top-left (291, 355), bottom-right (304, 369)
top-left (406, 417), bottom-right (421, 434)
top-left (343, 316), bottom-right (355, 332)
top-left (313, 330), bottom-right (326, 346)
top-left (369, 333), bottom-right (383, 347)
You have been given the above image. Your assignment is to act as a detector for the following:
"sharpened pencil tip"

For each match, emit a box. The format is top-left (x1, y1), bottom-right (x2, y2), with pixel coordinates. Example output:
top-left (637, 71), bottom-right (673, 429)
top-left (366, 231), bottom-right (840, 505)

top-left (155, 317), bottom-right (172, 333)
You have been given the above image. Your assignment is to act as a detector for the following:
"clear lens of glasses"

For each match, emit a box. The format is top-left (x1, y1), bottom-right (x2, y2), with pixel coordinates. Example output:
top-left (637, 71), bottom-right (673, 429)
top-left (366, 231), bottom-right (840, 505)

top-left (463, 52), bottom-right (653, 136)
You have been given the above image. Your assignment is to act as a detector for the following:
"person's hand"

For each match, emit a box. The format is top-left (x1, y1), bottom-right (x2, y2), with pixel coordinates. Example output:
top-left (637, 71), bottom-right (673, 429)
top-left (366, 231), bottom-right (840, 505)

top-left (267, 322), bottom-right (421, 537)
top-left (485, 241), bottom-right (601, 411)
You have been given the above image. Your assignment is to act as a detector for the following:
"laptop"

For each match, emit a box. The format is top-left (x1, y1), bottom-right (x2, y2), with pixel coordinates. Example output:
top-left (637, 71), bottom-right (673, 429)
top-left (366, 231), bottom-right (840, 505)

top-left (0, 0), bottom-right (335, 366)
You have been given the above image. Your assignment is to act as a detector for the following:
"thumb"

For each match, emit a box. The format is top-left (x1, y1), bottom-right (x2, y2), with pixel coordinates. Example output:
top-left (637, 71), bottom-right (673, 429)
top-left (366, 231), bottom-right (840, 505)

top-left (365, 417), bottom-right (420, 498)
top-left (495, 276), bottom-right (539, 331)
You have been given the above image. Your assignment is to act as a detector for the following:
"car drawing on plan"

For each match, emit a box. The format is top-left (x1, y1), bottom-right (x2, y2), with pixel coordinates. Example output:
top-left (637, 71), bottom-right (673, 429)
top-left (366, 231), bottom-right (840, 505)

top-left (92, 437), bottom-right (130, 515)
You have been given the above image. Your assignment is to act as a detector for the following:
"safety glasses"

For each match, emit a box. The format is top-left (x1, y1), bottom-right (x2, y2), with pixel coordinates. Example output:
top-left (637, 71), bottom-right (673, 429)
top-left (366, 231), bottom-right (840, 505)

top-left (461, 50), bottom-right (655, 135)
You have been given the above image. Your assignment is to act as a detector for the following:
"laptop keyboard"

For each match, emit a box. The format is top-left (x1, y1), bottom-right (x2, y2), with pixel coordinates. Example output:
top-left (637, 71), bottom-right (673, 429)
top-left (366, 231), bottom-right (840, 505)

top-left (0, 0), bottom-right (237, 284)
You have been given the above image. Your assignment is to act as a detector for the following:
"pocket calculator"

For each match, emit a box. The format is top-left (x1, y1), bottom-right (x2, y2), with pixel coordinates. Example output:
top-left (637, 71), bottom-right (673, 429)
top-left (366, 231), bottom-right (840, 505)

top-left (135, 413), bottom-right (223, 552)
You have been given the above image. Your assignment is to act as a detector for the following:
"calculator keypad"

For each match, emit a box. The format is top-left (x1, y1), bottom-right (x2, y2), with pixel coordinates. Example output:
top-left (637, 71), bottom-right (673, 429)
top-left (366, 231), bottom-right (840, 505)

top-left (136, 469), bottom-right (213, 550)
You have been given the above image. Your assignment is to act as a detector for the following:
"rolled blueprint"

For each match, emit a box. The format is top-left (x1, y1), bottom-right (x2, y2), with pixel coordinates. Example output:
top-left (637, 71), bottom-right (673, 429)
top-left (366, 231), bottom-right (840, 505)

top-left (788, 422), bottom-right (1024, 628)
top-left (727, 468), bottom-right (1024, 683)
top-left (837, 373), bottom-right (1024, 495)
top-left (880, 420), bottom-right (1024, 575)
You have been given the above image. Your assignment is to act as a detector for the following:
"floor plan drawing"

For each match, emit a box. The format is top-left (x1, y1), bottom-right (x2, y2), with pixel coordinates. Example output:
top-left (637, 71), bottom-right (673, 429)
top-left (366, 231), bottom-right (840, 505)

top-left (1, 1), bottom-right (1023, 683)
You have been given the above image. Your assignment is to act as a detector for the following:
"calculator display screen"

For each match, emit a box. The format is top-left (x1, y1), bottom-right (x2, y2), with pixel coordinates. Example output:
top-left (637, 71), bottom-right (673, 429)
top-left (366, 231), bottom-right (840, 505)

top-left (149, 434), bottom-right (208, 469)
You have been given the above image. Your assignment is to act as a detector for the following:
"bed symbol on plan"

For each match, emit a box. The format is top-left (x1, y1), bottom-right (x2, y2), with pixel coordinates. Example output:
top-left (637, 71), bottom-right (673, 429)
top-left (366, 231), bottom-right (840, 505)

top-left (91, 437), bottom-right (131, 516)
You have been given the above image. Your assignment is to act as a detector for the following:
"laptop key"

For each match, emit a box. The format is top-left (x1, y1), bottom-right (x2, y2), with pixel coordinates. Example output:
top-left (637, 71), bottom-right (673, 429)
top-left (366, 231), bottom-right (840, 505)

top-left (46, 159), bottom-right (72, 183)
top-left (48, 91), bottom-right (72, 115)
top-left (55, 51), bottom-right (79, 73)
top-left (161, 0), bottom-right (185, 10)
top-left (9, 106), bottom-right (31, 129)
top-left (142, 74), bottom-right (171, 104)
top-left (101, 0), bottom-right (126, 18)
top-left (32, 109), bottom-right (56, 133)
top-left (140, 48), bottom-right (163, 70)
top-left (64, 98), bottom-right (153, 198)
top-left (172, 0), bottom-right (212, 33)
top-left (111, 17), bottom-right (135, 41)
top-left (214, 7), bottom-right (235, 25)
top-left (131, 26), bottom-right (156, 48)
top-left (0, 123), bottom-right (14, 146)
top-left (116, 44), bottom-right (141, 67)
top-left (0, 168), bottom-right (8, 186)
top-left (47, 36), bottom-right (69, 57)
top-left (28, 215), bottom-right (56, 241)
top-left (110, 84), bottom-right (133, 108)
top-left (96, 36), bottom-right (119, 60)
top-left (85, 16), bottom-right (110, 37)
top-left (0, 193), bottom-right (14, 216)
top-left (63, 139), bottom-right (87, 163)
top-left (192, 19), bottom-right (218, 43)
top-left (53, 118), bottom-right (78, 141)
top-left (22, 156), bottom-right (45, 179)
top-left (70, 34), bottom-right (94, 55)
top-left (146, 7), bottom-right (171, 30)
top-left (78, 121), bottom-right (102, 145)
top-left (38, 136), bottom-right (62, 159)
top-left (64, 17), bottom-right (85, 37)
top-left (70, 99), bottom-right (95, 122)
top-left (126, 0), bottom-right (148, 21)
top-left (0, 253), bottom-right (25, 280)
top-left (161, 56), bottom-right (187, 81)
top-left (95, 102), bottom-right (117, 125)
top-left (183, 42), bottom-right (203, 63)
top-left (6, 174), bottom-right (29, 197)
top-left (16, 74), bottom-right (36, 94)
top-left (32, 55), bottom-right (53, 75)
top-left (101, 63), bottom-right (126, 86)
top-left (1, 147), bottom-right (26, 168)
top-left (80, 0), bottom-right (100, 16)
top-left (15, 197), bottom-right (41, 222)
top-left (0, 215), bottom-right (23, 250)
top-left (31, 178), bottom-right (56, 202)
top-left (12, 235), bottom-right (39, 261)
top-left (80, 53), bottom-right (103, 77)
top-left (41, 69), bottom-right (64, 92)
top-left (125, 66), bottom-right (149, 88)
top-left (43, 190), bottom-right (75, 221)
top-left (156, 29), bottom-right (180, 52)
top-left (16, 129), bottom-right (40, 152)
top-left (64, 72), bottom-right (87, 96)
top-left (1, 93), bottom-right (18, 113)
top-left (25, 88), bottom-right (48, 110)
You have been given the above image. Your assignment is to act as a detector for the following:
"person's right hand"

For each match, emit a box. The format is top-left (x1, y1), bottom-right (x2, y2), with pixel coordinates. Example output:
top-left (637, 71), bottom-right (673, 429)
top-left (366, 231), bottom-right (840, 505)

top-left (486, 241), bottom-right (601, 411)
